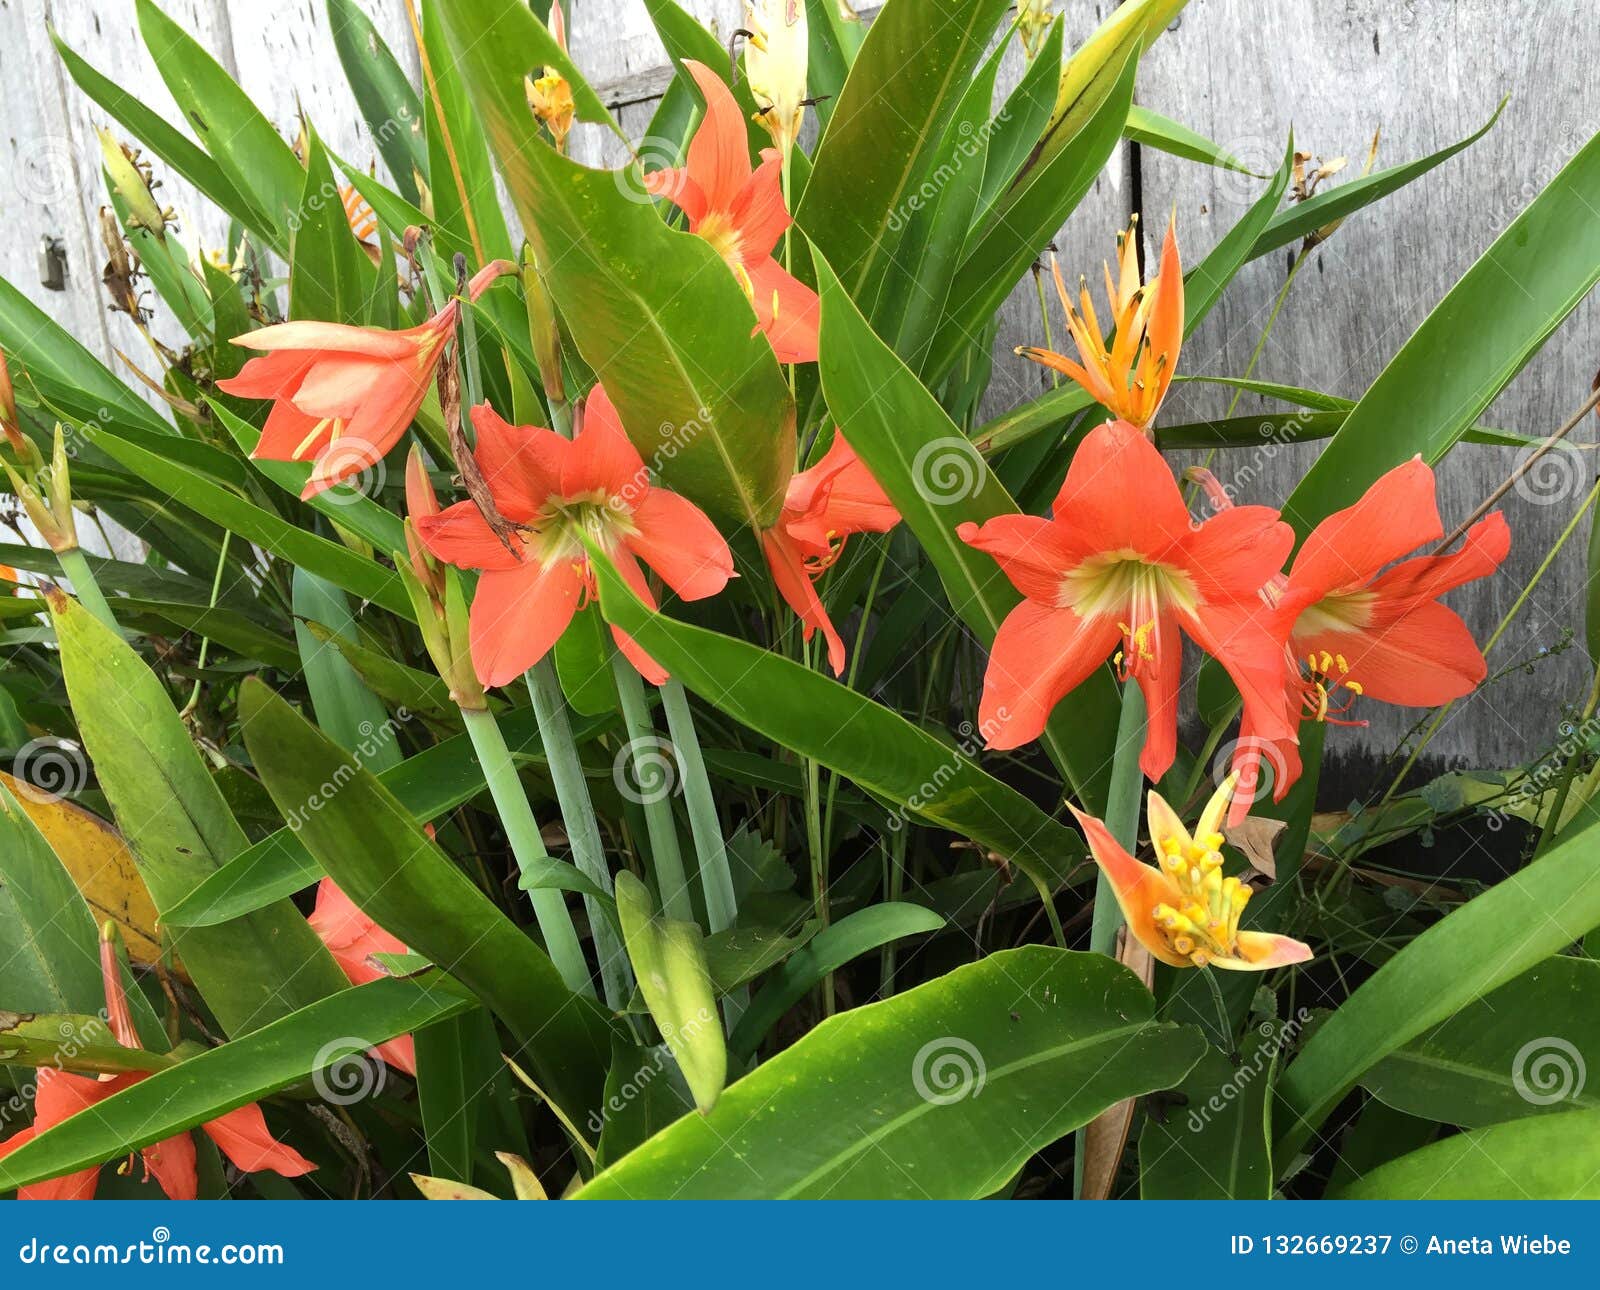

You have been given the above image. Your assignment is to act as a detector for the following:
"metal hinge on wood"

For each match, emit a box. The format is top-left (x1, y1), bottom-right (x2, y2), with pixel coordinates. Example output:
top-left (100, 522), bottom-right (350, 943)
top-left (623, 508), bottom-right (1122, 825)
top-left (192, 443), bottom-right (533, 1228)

top-left (38, 236), bottom-right (68, 291)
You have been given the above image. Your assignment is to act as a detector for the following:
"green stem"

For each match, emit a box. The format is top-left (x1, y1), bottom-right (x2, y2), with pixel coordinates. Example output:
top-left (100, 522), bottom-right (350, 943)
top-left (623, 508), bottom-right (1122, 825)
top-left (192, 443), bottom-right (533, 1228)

top-left (801, 635), bottom-right (833, 1015)
top-left (181, 529), bottom-right (233, 716)
top-left (610, 650), bottom-right (694, 924)
top-left (525, 660), bottom-right (632, 1009)
top-left (1091, 681), bottom-right (1147, 957)
top-left (55, 546), bottom-right (117, 631)
top-left (460, 706), bottom-right (593, 997)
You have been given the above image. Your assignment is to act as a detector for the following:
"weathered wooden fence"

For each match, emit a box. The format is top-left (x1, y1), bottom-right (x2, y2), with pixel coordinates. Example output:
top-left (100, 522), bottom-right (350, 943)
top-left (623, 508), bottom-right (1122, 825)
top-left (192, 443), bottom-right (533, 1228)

top-left (3, 0), bottom-right (1595, 774)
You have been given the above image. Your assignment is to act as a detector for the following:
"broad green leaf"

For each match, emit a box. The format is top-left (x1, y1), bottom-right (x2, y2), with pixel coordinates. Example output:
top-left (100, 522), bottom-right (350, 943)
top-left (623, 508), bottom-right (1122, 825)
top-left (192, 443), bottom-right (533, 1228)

top-left (702, 920), bottom-right (818, 994)
top-left (927, 28), bottom-right (1138, 379)
top-left (591, 553), bottom-right (1086, 919)
top-left (728, 904), bottom-right (943, 1060)
top-left (1140, 1031), bottom-right (1276, 1199)
top-left (1284, 110), bottom-right (1599, 533)
top-left (238, 680), bottom-right (616, 1126)
top-left (1125, 105), bottom-right (1251, 172)
top-left (579, 947), bottom-right (1205, 1199)
top-left (327, 0), bottom-right (427, 203)
top-left (594, 1038), bottom-right (695, 1170)
top-left (975, 19), bottom-right (1062, 218)
top-left (0, 977), bottom-right (473, 1195)
top-left (49, 592), bottom-right (347, 1035)
top-left (1362, 955), bottom-right (1600, 1127)
top-left (815, 253), bottom-right (1119, 807)
top-left (1334, 1108), bottom-right (1600, 1200)
top-left (162, 708), bottom-right (604, 927)
top-left (0, 783), bottom-right (105, 1013)
top-left (1275, 816), bottom-right (1600, 1163)
top-left (136, 0), bottom-right (306, 243)
top-left (1247, 99), bottom-right (1505, 265)
top-left (414, 1007), bottom-right (500, 1184)
top-left (436, 0), bottom-right (796, 530)
top-left (615, 872), bottom-right (725, 1114)
top-left (300, 620), bottom-right (457, 722)
top-left (797, 0), bottom-right (1010, 310)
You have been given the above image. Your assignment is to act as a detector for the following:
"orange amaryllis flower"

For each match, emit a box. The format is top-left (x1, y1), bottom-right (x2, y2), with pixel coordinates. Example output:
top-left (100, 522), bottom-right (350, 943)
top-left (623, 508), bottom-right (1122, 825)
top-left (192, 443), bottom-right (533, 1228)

top-left (0, 934), bottom-right (314, 1200)
top-left (308, 878), bottom-right (416, 1076)
top-left (217, 259), bottom-right (514, 499)
top-left (644, 60), bottom-right (820, 365)
top-left (415, 385), bottom-right (734, 687)
top-left (1070, 773), bottom-right (1314, 971)
top-left (958, 421), bottom-right (1294, 789)
top-left (0, 347), bottom-right (23, 452)
top-left (761, 432), bottom-right (900, 674)
top-left (1018, 215), bottom-right (1183, 432)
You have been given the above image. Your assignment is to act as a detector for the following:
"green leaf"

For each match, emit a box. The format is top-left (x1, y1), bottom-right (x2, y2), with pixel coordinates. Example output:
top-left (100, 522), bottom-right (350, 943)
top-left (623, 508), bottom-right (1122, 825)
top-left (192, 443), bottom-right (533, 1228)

top-left (50, 26), bottom-right (269, 251)
top-left (414, 1008), bottom-right (500, 1184)
top-left (0, 977), bottom-right (473, 1195)
top-left (1125, 105), bottom-right (1252, 173)
top-left (162, 708), bottom-right (603, 928)
top-left (1275, 817), bottom-right (1600, 1163)
top-left (0, 1011), bottom-right (172, 1076)
top-left (1333, 1108), bottom-right (1600, 1200)
top-left (135, 0), bottom-right (306, 244)
top-left (594, 1038), bottom-right (695, 1170)
top-left (292, 568), bottom-right (403, 770)
top-left (614, 872), bottom-right (725, 1114)
top-left (1140, 1031), bottom-right (1276, 1199)
top-left (815, 252), bottom-right (1119, 807)
top-left (48, 591), bottom-right (347, 1036)
top-left (327, 0), bottom-right (427, 204)
top-left (299, 620), bottom-right (458, 722)
top-left (728, 904), bottom-right (943, 1059)
top-left (1247, 99), bottom-right (1505, 265)
top-left (1362, 955), bottom-right (1600, 1127)
top-left (238, 679), bottom-right (616, 1127)
top-left (1283, 104), bottom-right (1596, 533)
top-left (435, 0), bottom-right (796, 530)
top-left (797, 0), bottom-right (1010, 310)
top-left (1183, 136), bottom-right (1294, 334)
top-left (579, 947), bottom-right (1204, 1198)
top-left (927, 28), bottom-right (1138, 379)
top-left (975, 19), bottom-right (1062, 218)
top-left (590, 553), bottom-right (1086, 923)
top-left (289, 128), bottom-right (379, 325)
top-left (80, 423), bottom-right (413, 619)
top-left (701, 920), bottom-right (819, 994)
top-left (0, 783), bottom-right (105, 1013)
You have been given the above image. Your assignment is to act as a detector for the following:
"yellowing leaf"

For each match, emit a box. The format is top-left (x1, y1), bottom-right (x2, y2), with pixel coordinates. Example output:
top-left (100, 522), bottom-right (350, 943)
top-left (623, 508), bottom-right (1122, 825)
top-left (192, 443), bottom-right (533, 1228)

top-left (0, 769), bottom-right (162, 964)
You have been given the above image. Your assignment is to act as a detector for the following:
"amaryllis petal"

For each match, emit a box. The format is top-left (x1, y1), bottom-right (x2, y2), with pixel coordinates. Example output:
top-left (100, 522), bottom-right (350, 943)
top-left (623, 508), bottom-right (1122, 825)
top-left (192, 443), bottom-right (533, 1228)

top-left (3, 1127), bottom-right (98, 1201)
top-left (626, 487), bottom-right (736, 600)
top-left (681, 60), bottom-right (753, 213)
top-left (1179, 503), bottom-right (1296, 602)
top-left (416, 500), bottom-right (525, 572)
top-left (729, 151), bottom-right (792, 260)
top-left (976, 601), bottom-right (1120, 751)
top-left (564, 385), bottom-right (646, 500)
top-left (470, 560), bottom-right (584, 688)
top-left (1366, 511), bottom-right (1511, 607)
top-left (1049, 420), bottom-right (1192, 556)
top-left (1132, 613), bottom-right (1182, 781)
top-left (1289, 456), bottom-right (1442, 596)
top-left (140, 1130), bottom-right (200, 1201)
top-left (607, 547), bottom-right (669, 685)
top-left (470, 403), bottom-right (567, 519)
top-left (202, 1104), bottom-right (316, 1178)
top-left (744, 257), bottom-right (820, 366)
top-left (256, 398), bottom-right (331, 460)
top-left (1304, 599), bottom-right (1487, 707)
top-left (226, 319), bottom-right (422, 360)
top-left (763, 528), bottom-right (846, 676)
top-left (957, 516), bottom-right (1087, 613)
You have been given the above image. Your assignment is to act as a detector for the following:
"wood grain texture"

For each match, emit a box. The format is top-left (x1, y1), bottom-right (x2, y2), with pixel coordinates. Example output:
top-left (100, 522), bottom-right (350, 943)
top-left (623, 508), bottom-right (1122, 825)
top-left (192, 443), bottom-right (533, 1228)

top-left (1138, 0), bottom-right (1599, 777)
top-left (8, 0), bottom-right (1597, 768)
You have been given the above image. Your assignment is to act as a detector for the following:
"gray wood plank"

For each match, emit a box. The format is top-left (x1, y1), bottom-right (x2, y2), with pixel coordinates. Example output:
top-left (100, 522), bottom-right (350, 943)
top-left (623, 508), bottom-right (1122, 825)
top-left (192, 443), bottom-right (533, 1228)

top-left (1135, 0), bottom-right (1600, 775)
